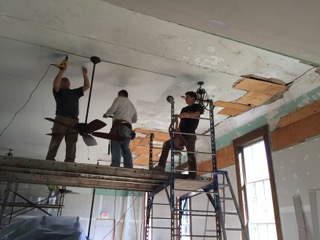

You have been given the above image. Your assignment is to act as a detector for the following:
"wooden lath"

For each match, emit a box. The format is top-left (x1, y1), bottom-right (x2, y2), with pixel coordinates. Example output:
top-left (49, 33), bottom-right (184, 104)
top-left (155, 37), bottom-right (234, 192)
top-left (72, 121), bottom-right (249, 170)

top-left (134, 154), bottom-right (160, 166)
top-left (216, 75), bottom-right (288, 116)
top-left (131, 128), bottom-right (168, 166)
top-left (215, 100), bottom-right (252, 117)
top-left (234, 77), bottom-right (288, 106)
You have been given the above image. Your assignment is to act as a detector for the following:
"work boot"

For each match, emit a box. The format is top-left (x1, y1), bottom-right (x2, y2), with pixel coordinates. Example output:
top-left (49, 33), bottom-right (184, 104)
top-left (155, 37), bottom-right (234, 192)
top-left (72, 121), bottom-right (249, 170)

top-left (188, 172), bottom-right (197, 179)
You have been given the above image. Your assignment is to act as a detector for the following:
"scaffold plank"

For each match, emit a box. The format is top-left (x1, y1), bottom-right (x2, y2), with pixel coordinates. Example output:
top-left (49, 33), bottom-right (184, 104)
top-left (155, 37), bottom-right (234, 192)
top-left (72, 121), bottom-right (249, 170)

top-left (0, 156), bottom-right (170, 192)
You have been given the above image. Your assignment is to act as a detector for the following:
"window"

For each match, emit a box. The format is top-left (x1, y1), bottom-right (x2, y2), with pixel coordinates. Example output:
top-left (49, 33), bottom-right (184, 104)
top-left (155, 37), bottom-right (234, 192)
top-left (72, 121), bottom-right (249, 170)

top-left (233, 125), bottom-right (282, 240)
top-left (180, 198), bottom-right (190, 239)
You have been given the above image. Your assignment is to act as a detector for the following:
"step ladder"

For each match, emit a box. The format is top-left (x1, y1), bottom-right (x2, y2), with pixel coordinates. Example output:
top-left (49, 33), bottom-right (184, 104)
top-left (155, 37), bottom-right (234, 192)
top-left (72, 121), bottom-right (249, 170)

top-left (201, 171), bottom-right (249, 239)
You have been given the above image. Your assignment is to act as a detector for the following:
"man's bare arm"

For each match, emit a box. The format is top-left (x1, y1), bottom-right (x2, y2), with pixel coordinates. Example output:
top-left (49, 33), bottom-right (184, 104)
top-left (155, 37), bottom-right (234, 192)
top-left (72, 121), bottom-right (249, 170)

top-left (82, 67), bottom-right (90, 92)
top-left (53, 68), bottom-right (66, 92)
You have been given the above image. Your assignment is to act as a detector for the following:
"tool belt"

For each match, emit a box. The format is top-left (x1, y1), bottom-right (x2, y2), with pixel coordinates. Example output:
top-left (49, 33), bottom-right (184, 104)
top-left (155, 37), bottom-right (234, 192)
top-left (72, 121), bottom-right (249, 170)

top-left (110, 120), bottom-right (135, 139)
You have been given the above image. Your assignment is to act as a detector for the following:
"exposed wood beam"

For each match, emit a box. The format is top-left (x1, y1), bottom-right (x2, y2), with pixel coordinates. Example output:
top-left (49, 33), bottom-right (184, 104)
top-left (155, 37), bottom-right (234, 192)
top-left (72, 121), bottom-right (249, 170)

top-left (271, 111), bottom-right (320, 151)
top-left (277, 100), bottom-right (320, 128)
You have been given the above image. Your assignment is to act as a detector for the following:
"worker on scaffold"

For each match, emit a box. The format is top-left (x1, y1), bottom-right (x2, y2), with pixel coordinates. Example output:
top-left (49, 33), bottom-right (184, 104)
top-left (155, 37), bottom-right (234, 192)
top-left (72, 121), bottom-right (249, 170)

top-left (154, 91), bottom-right (204, 179)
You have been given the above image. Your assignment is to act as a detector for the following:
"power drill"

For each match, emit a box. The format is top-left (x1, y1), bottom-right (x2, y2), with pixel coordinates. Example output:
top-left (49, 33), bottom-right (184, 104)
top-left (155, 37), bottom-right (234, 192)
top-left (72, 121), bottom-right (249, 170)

top-left (56, 55), bottom-right (68, 69)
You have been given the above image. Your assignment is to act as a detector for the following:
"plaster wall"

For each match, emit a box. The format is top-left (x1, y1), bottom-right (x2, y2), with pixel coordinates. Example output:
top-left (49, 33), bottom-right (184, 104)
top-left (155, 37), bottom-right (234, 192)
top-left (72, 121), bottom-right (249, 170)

top-left (273, 136), bottom-right (320, 240)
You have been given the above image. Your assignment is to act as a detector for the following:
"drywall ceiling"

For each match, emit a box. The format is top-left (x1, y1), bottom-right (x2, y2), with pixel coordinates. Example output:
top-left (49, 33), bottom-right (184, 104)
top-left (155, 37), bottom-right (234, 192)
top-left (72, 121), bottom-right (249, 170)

top-left (0, 0), bottom-right (319, 165)
top-left (104, 0), bottom-right (320, 65)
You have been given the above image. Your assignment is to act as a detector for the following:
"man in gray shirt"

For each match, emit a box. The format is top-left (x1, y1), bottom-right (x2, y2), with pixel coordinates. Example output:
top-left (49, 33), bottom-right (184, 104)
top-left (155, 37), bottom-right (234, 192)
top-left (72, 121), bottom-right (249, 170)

top-left (103, 90), bottom-right (137, 168)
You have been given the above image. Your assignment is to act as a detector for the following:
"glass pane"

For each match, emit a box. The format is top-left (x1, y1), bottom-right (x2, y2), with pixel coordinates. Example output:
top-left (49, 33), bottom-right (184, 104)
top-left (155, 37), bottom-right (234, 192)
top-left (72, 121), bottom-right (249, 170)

top-left (242, 140), bottom-right (278, 240)
top-left (180, 199), bottom-right (190, 238)
top-left (258, 224), bottom-right (268, 240)
top-left (244, 141), bottom-right (269, 183)
top-left (268, 224), bottom-right (277, 239)
top-left (265, 181), bottom-right (275, 220)
top-left (249, 224), bottom-right (259, 239)
top-left (256, 181), bottom-right (267, 222)
top-left (246, 183), bottom-right (257, 221)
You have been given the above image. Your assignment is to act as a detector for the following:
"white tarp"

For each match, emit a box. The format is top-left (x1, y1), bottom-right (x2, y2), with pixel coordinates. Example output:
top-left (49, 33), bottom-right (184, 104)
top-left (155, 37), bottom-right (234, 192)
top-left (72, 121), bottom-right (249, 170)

top-left (0, 216), bottom-right (87, 240)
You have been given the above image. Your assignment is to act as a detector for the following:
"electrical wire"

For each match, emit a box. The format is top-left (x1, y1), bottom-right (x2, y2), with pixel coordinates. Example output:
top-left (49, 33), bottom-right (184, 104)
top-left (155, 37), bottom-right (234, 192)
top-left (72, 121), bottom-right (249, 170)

top-left (0, 64), bottom-right (56, 137)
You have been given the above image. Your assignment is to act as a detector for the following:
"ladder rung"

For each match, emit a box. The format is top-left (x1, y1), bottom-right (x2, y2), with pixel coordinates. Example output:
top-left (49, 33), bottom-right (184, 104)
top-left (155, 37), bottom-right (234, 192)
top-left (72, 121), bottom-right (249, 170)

top-left (151, 217), bottom-right (171, 220)
top-left (147, 226), bottom-right (174, 230)
top-left (174, 234), bottom-right (218, 238)
top-left (224, 228), bottom-right (244, 231)
top-left (177, 149), bottom-right (216, 155)
top-left (153, 203), bottom-right (169, 206)
top-left (221, 211), bottom-right (239, 215)
top-left (174, 209), bottom-right (216, 214)
top-left (220, 197), bottom-right (234, 200)
top-left (174, 188), bottom-right (205, 193)
top-left (218, 183), bottom-right (230, 187)
top-left (177, 213), bottom-right (217, 217)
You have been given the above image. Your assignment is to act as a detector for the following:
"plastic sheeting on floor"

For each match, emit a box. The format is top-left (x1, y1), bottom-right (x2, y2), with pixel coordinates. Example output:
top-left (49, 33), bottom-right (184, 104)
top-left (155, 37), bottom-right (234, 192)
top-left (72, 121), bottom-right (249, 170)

top-left (0, 216), bottom-right (87, 240)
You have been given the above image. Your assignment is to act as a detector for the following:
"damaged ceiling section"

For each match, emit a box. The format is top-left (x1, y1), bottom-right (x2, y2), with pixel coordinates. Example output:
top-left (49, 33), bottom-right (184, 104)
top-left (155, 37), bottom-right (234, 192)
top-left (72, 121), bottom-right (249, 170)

top-left (216, 75), bottom-right (289, 117)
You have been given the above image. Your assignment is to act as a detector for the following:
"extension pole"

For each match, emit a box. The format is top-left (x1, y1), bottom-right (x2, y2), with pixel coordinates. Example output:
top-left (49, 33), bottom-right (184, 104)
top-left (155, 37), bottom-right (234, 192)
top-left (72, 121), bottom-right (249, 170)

top-left (85, 56), bottom-right (101, 124)
top-left (87, 188), bottom-right (96, 239)
top-left (86, 56), bottom-right (100, 239)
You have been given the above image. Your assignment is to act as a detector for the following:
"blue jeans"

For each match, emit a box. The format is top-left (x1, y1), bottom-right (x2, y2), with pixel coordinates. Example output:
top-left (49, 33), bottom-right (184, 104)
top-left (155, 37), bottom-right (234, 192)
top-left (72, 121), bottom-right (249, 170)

top-left (110, 125), bottom-right (133, 168)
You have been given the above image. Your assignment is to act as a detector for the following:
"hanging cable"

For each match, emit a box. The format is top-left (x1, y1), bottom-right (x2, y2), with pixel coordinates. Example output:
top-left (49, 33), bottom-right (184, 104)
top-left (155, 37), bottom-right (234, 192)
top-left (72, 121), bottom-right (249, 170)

top-left (0, 64), bottom-right (56, 136)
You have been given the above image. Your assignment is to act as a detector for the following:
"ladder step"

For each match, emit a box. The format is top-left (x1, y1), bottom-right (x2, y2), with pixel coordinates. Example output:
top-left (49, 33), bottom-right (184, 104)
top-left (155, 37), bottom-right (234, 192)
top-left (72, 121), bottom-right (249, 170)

top-left (220, 197), bottom-right (234, 200)
top-left (174, 234), bottom-right (218, 238)
top-left (218, 183), bottom-right (230, 188)
top-left (221, 211), bottom-right (239, 215)
top-left (152, 202), bottom-right (170, 206)
top-left (148, 226), bottom-right (179, 230)
top-left (224, 228), bottom-right (245, 231)
top-left (174, 210), bottom-right (216, 214)
top-left (175, 213), bottom-right (217, 217)
top-left (151, 217), bottom-right (171, 220)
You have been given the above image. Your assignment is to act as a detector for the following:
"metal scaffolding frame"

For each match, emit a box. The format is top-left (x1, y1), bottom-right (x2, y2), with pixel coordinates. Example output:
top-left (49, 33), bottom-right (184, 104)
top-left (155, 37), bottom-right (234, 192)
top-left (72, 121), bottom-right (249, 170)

top-left (145, 100), bottom-right (249, 240)
top-left (0, 100), bottom-right (248, 239)
top-left (0, 181), bottom-right (67, 229)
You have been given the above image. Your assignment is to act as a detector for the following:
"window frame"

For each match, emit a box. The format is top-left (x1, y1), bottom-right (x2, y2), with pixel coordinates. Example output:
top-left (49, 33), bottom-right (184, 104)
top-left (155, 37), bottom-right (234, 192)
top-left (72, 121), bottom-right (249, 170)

top-left (233, 125), bottom-right (283, 240)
